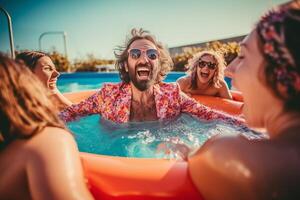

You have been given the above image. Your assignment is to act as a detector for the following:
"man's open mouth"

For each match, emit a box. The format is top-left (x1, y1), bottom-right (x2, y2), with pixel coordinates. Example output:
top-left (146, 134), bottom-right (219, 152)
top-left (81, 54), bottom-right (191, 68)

top-left (137, 68), bottom-right (150, 79)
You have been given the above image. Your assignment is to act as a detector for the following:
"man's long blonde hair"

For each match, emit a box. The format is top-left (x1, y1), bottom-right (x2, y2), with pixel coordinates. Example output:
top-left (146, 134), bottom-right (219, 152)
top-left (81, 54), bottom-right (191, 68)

top-left (114, 28), bottom-right (173, 83)
top-left (0, 54), bottom-right (65, 147)
top-left (187, 50), bottom-right (226, 89)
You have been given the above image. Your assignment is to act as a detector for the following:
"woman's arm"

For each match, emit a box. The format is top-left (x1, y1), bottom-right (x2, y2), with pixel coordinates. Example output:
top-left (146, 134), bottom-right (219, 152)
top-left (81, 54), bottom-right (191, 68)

top-left (177, 76), bottom-right (192, 97)
top-left (26, 127), bottom-right (94, 200)
top-left (218, 80), bottom-right (233, 100)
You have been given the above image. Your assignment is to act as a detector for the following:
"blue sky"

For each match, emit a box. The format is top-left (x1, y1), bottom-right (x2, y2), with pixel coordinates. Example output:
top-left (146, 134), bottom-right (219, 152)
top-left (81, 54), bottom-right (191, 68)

top-left (0, 0), bottom-right (288, 60)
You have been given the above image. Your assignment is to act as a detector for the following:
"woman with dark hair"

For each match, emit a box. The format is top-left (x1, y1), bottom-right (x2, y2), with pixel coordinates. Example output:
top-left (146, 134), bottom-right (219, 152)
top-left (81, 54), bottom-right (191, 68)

top-left (0, 54), bottom-right (93, 200)
top-left (177, 50), bottom-right (232, 99)
top-left (16, 51), bottom-right (72, 109)
top-left (189, 1), bottom-right (300, 199)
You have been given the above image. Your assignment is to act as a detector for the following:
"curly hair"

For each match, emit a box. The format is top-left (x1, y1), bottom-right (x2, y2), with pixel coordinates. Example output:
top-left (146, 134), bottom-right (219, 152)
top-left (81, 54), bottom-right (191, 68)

top-left (0, 54), bottom-right (65, 148)
top-left (114, 28), bottom-right (173, 83)
top-left (186, 50), bottom-right (226, 90)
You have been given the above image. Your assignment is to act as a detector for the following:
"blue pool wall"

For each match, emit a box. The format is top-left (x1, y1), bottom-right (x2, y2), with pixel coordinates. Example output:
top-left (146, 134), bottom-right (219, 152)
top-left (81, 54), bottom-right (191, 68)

top-left (59, 72), bottom-right (232, 89)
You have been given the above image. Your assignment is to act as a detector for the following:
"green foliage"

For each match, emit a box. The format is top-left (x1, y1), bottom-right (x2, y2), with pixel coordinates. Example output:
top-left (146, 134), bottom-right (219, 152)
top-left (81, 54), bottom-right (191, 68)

top-left (48, 51), bottom-right (115, 72)
top-left (74, 54), bottom-right (115, 72)
top-left (49, 51), bottom-right (72, 72)
top-left (23, 40), bottom-right (239, 73)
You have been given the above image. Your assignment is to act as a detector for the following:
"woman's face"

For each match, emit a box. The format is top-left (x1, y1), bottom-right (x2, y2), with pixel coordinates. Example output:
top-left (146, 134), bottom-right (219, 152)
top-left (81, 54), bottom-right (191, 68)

top-left (226, 30), bottom-right (279, 128)
top-left (196, 54), bottom-right (217, 84)
top-left (33, 56), bottom-right (60, 90)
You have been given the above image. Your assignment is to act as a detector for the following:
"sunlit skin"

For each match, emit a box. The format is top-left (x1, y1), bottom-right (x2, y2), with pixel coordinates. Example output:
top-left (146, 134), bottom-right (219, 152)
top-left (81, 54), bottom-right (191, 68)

top-left (33, 56), bottom-right (60, 92)
top-left (188, 31), bottom-right (300, 200)
top-left (126, 39), bottom-right (161, 121)
top-left (0, 127), bottom-right (94, 200)
top-left (177, 55), bottom-right (232, 99)
top-left (33, 56), bottom-right (72, 108)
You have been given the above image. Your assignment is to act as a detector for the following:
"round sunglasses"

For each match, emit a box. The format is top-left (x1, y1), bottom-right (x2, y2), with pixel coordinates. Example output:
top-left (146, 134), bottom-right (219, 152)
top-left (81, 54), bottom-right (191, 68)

top-left (128, 48), bottom-right (159, 60)
top-left (198, 60), bottom-right (217, 70)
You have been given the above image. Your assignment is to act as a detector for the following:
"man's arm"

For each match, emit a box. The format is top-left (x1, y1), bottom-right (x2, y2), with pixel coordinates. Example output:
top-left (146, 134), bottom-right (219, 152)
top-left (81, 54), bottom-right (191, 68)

top-left (180, 89), bottom-right (245, 126)
top-left (59, 89), bottom-right (103, 122)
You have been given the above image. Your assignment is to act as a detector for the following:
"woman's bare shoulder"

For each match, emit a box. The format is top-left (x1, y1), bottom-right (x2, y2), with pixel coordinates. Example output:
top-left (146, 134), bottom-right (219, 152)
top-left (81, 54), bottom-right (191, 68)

top-left (26, 127), bottom-right (76, 158)
top-left (177, 76), bottom-right (190, 89)
top-left (189, 133), bottom-right (300, 200)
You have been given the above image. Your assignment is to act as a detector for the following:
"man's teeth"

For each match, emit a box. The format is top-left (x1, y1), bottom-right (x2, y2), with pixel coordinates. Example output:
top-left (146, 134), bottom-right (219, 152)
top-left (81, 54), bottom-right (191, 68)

top-left (137, 68), bottom-right (150, 76)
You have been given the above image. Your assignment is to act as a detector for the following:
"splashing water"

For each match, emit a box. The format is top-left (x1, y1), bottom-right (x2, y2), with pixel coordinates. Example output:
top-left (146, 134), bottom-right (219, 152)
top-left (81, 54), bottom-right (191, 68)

top-left (67, 113), bottom-right (262, 159)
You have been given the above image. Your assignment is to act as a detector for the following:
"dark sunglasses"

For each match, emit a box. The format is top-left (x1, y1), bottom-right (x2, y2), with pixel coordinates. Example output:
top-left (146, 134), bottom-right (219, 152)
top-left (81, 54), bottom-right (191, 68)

top-left (198, 60), bottom-right (217, 70)
top-left (128, 48), bottom-right (159, 60)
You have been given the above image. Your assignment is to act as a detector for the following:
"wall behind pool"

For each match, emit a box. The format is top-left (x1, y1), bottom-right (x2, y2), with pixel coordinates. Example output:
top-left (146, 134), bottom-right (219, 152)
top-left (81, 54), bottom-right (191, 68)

top-left (58, 72), bottom-right (232, 88)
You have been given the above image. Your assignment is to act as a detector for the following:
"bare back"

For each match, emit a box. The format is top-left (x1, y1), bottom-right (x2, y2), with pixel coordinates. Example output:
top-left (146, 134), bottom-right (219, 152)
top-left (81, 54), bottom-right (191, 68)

top-left (189, 128), bottom-right (300, 200)
top-left (0, 127), bottom-right (94, 200)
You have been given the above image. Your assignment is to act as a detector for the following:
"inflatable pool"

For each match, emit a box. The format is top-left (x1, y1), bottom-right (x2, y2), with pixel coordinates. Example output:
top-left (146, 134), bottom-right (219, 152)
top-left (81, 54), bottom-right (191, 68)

top-left (64, 90), bottom-right (244, 200)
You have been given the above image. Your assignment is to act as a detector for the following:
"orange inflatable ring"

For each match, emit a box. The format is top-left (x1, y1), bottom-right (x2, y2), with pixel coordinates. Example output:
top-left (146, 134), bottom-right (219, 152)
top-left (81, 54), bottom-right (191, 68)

top-left (63, 90), bottom-right (244, 200)
top-left (80, 153), bottom-right (202, 200)
top-left (192, 94), bottom-right (243, 116)
top-left (64, 90), bottom-right (243, 116)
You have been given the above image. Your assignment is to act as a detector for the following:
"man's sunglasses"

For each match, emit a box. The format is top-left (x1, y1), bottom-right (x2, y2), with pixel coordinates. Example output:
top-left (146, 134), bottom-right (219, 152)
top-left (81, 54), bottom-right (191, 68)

top-left (198, 60), bottom-right (217, 70)
top-left (128, 48), bottom-right (159, 60)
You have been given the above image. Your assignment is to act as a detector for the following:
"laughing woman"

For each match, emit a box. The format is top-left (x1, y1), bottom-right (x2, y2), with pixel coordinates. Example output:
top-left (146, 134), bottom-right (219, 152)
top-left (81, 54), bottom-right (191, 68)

top-left (16, 51), bottom-right (72, 110)
top-left (189, 1), bottom-right (300, 200)
top-left (177, 50), bottom-right (232, 99)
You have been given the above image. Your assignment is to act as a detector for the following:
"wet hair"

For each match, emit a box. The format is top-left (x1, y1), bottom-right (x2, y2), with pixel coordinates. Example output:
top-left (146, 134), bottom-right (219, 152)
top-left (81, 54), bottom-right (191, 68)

top-left (256, 1), bottom-right (300, 111)
top-left (187, 50), bottom-right (226, 90)
top-left (114, 28), bottom-right (173, 83)
top-left (16, 51), bottom-right (50, 71)
top-left (0, 54), bottom-right (65, 148)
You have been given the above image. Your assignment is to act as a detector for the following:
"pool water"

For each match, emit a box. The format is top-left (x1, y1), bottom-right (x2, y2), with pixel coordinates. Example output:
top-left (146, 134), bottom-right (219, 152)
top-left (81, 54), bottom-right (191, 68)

top-left (58, 72), bottom-right (186, 93)
top-left (67, 114), bottom-right (259, 159)
top-left (59, 72), bottom-right (242, 159)
top-left (58, 72), bottom-right (233, 93)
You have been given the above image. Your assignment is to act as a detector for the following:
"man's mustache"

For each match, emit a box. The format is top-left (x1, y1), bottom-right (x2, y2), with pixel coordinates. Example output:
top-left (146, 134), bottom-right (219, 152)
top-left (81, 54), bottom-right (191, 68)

top-left (136, 63), bottom-right (152, 69)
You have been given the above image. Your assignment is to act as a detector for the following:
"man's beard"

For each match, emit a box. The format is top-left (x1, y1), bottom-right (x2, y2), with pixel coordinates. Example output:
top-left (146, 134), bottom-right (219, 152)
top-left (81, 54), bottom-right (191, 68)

top-left (128, 63), bottom-right (158, 91)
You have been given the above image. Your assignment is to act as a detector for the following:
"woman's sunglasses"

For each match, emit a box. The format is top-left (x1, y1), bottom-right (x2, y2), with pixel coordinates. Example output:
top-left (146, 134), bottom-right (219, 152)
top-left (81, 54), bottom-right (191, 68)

top-left (128, 48), bottom-right (159, 60)
top-left (198, 60), bottom-right (217, 70)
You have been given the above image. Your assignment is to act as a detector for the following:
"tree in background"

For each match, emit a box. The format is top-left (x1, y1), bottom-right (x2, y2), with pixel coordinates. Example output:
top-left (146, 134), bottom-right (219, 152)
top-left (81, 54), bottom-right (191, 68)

top-left (17, 41), bottom-right (239, 73)
top-left (73, 54), bottom-right (115, 72)
top-left (49, 51), bottom-right (72, 72)
top-left (48, 51), bottom-right (115, 72)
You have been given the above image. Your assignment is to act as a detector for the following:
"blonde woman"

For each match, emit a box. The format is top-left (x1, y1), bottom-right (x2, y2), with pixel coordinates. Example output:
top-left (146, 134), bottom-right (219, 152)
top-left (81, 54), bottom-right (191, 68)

top-left (0, 54), bottom-right (93, 200)
top-left (177, 50), bottom-right (232, 99)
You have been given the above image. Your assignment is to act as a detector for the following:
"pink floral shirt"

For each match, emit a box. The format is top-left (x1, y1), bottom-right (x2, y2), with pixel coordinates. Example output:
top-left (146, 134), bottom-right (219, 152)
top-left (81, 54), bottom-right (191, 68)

top-left (60, 82), bottom-right (243, 125)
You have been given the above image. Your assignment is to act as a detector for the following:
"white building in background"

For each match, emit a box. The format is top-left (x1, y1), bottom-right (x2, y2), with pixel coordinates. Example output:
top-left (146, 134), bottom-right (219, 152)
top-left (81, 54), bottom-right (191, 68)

top-left (168, 35), bottom-right (246, 57)
top-left (96, 64), bottom-right (116, 72)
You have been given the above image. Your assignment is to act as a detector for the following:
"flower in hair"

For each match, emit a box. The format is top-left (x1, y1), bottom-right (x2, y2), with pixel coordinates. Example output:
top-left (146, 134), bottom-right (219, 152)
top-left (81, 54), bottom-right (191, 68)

top-left (257, 7), bottom-right (300, 96)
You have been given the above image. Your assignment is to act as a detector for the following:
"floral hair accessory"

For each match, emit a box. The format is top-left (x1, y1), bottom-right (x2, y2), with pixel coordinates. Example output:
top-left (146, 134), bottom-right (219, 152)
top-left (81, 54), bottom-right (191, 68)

top-left (257, 7), bottom-right (300, 97)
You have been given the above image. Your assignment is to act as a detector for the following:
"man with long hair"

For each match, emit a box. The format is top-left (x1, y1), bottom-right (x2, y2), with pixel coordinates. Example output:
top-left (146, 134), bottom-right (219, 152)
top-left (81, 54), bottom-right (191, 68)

top-left (60, 28), bottom-right (244, 125)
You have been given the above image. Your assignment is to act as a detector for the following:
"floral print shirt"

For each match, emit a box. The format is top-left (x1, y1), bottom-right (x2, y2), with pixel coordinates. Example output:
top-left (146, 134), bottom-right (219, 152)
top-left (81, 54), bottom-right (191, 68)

top-left (59, 82), bottom-right (243, 126)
